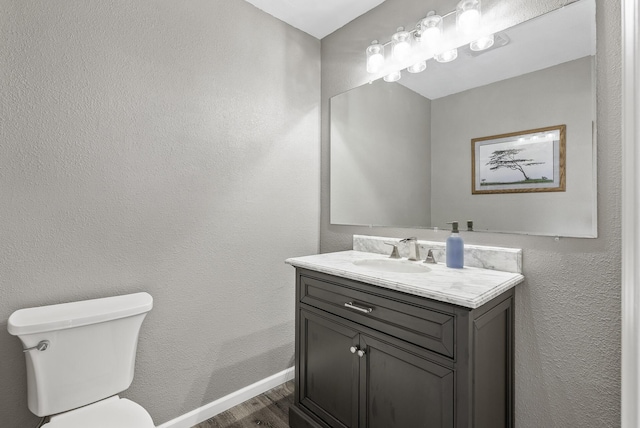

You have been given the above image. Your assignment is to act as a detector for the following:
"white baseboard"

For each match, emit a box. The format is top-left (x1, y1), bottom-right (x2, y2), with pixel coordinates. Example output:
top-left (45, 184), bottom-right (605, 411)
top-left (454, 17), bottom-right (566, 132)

top-left (156, 367), bottom-right (295, 428)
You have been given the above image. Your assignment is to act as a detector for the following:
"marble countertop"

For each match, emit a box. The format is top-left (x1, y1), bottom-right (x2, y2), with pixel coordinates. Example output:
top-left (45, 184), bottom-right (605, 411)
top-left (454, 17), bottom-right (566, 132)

top-left (286, 251), bottom-right (524, 309)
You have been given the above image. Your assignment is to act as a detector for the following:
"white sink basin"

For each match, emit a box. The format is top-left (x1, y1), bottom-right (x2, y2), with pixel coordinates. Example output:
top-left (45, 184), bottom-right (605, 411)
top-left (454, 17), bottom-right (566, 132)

top-left (352, 259), bottom-right (431, 274)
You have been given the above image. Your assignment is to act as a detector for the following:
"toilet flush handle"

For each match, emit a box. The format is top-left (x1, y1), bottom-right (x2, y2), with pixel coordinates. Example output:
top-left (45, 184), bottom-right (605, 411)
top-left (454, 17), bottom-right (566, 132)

top-left (23, 340), bottom-right (49, 353)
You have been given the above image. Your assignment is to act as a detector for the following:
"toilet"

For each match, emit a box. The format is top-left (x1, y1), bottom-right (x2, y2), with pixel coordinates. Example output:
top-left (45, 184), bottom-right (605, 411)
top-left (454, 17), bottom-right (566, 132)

top-left (7, 292), bottom-right (155, 427)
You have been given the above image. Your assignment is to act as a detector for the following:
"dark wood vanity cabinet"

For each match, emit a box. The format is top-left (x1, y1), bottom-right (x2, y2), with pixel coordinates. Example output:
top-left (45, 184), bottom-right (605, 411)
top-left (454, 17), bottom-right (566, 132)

top-left (299, 308), bottom-right (455, 428)
top-left (289, 268), bottom-right (515, 428)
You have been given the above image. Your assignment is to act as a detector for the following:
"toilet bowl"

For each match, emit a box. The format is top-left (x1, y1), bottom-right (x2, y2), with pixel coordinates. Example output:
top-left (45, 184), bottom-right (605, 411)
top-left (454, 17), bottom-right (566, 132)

top-left (8, 292), bottom-right (155, 427)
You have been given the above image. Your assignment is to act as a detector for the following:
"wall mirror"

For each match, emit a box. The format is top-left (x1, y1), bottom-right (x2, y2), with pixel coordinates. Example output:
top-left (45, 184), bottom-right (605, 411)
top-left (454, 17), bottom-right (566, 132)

top-left (330, 0), bottom-right (597, 237)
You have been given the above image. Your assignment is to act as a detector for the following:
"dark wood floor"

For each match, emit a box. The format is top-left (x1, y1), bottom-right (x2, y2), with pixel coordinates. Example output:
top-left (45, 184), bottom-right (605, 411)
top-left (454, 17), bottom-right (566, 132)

top-left (192, 381), bottom-right (293, 428)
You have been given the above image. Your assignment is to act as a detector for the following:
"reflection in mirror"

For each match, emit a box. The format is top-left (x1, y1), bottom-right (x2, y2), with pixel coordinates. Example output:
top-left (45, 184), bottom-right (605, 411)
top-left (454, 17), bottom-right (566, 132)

top-left (330, 0), bottom-right (596, 237)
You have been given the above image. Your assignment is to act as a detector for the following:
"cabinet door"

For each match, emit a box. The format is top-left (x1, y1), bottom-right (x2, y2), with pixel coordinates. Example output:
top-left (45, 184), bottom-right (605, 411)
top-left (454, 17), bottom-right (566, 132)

top-left (359, 335), bottom-right (454, 428)
top-left (299, 309), bottom-right (360, 428)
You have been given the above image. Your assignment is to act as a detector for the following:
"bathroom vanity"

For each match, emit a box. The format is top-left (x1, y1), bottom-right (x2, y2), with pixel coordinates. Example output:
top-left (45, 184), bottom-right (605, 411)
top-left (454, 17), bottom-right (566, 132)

top-left (286, 238), bottom-right (524, 428)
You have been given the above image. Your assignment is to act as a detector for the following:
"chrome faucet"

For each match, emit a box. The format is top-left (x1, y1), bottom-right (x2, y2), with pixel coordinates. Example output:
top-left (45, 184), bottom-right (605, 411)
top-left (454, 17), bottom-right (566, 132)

top-left (400, 237), bottom-right (420, 261)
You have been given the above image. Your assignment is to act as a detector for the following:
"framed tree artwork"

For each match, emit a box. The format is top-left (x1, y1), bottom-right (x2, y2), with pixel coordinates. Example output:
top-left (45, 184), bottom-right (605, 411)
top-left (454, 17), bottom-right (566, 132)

top-left (471, 125), bottom-right (566, 194)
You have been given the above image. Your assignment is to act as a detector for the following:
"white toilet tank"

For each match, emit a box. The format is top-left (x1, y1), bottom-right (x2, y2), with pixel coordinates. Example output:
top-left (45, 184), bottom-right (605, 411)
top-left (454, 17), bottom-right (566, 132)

top-left (7, 292), bottom-right (153, 417)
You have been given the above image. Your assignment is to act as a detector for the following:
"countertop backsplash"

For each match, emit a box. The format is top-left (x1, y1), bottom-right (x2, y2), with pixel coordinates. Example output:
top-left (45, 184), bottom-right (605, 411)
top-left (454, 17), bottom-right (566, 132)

top-left (353, 235), bottom-right (522, 274)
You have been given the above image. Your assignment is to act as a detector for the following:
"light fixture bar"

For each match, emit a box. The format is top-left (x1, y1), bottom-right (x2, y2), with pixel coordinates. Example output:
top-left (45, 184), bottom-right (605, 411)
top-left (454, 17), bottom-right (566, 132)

top-left (373, 8), bottom-right (457, 49)
top-left (365, 0), bottom-right (489, 81)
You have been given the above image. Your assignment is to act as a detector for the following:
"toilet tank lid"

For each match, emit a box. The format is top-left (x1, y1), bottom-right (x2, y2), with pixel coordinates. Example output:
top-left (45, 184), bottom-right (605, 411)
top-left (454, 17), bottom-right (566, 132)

top-left (7, 292), bottom-right (153, 336)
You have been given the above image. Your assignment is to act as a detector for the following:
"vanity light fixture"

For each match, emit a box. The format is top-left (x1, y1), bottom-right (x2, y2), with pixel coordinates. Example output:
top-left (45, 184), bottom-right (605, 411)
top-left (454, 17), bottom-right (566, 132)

top-left (383, 70), bottom-right (402, 82)
top-left (470, 33), bottom-right (495, 51)
top-left (365, 0), bottom-right (488, 79)
top-left (366, 40), bottom-right (385, 73)
top-left (435, 48), bottom-right (458, 63)
top-left (391, 27), bottom-right (412, 61)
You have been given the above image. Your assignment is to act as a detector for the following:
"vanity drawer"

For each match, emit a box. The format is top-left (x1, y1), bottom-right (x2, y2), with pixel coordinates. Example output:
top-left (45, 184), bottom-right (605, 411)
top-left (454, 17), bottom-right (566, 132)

top-left (299, 273), bottom-right (455, 358)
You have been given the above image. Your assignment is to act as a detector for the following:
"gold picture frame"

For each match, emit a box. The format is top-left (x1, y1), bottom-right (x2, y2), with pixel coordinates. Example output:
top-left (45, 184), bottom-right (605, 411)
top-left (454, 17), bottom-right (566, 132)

top-left (471, 125), bottom-right (566, 195)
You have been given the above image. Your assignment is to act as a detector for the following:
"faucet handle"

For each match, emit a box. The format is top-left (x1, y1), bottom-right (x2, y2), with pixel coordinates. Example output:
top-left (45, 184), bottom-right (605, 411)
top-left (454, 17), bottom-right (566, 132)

top-left (424, 249), bottom-right (437, 264)
top-left (384, 242), bottom-right (401, 259)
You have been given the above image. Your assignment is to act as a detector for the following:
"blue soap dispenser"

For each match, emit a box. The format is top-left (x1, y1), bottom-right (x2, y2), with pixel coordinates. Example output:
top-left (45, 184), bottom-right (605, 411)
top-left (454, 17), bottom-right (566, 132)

top-left (446, 221), bottom-right (464, 269)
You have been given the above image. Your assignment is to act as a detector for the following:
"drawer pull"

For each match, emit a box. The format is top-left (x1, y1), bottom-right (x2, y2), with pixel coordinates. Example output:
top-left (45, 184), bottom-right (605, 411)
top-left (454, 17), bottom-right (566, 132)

top-left (344, 302), bottom-right (373, 314)
top-left (350, 346), bottom-right (358, 354)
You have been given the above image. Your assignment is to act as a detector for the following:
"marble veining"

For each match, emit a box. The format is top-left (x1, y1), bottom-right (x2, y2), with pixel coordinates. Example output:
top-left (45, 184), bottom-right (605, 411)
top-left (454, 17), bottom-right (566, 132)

top-left (353, 235), bottom-right (522, 273)
top-left (286, 250), bottom-right (524, 309)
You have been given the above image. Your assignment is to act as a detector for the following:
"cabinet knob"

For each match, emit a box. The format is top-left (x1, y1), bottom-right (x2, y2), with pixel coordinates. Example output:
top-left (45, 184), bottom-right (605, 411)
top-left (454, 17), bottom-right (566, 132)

top-left (350, 346), bottom-right (358, 354)
top-left (357, 349), bottom-right (366, 358)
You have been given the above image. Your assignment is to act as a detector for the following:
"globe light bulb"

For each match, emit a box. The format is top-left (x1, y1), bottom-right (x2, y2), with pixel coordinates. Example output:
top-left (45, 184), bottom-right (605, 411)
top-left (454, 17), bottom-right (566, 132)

top-left (457, 0), bottom-right (481, 35)
top-left (470, 34), bottom-right (495, 51)
top-left (420, 12), bottom-right (443, 49)
top-left (366, 40), bottom-right (385, 73)
top-left (435, 48), bottom-right (458, 63)
top-left (392, 27), bottom-right (412, 61)
top-left (383, 70), bottom-right (402, 82)
top-left (407, 61), bottom-right (427, 73)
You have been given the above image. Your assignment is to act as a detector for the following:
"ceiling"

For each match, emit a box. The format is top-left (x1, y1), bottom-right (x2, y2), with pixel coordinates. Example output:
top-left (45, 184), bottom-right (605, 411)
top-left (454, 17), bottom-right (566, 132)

top-left (242, 0), bottom-right (595, 99)
top-left (243, 0), bottom-right (385, 39)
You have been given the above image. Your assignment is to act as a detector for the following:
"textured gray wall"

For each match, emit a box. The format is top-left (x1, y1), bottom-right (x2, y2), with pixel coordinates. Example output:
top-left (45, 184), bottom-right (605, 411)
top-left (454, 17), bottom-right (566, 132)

top-left (0, 0), bottom-right (320, 426)
top-left (321, 0), bottom-right (621, 426)
top-left (331, 79), bottom-right (431, 227)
